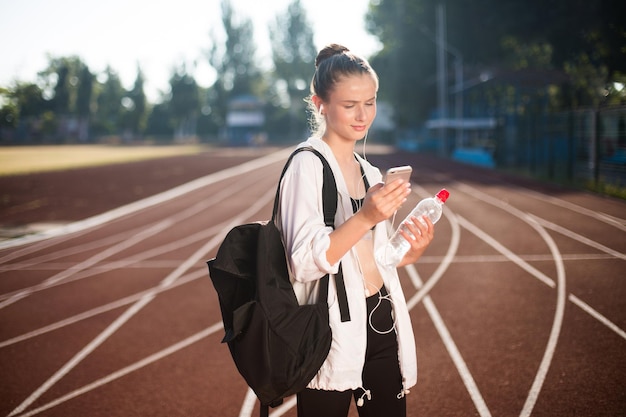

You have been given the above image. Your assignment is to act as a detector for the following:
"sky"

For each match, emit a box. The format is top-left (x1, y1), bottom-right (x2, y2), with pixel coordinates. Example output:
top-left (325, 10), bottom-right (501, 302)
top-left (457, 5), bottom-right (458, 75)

top-left (0, 0), bottom-right (381, 101)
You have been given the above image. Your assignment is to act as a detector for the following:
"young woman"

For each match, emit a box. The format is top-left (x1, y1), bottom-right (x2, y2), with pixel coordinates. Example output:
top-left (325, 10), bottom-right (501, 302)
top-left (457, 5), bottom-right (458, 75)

top-left (276, 44), bottom-right (435, 417)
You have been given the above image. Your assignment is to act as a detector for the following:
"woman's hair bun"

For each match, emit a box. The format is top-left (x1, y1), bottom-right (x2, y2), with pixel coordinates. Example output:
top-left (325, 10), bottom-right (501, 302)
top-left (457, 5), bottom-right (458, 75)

top-left (315, 44), bottom-right (349, 68)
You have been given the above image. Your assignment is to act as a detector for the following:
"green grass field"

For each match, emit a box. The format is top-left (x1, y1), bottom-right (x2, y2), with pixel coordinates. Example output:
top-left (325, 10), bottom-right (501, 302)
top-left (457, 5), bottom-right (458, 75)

top-left (0, 145), bottom-right (209, 176)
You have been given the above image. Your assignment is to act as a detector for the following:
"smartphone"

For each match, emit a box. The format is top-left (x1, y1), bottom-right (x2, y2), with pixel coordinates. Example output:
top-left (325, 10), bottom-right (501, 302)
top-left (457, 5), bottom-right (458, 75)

top-left (383, 166), bottom-right (412, 185)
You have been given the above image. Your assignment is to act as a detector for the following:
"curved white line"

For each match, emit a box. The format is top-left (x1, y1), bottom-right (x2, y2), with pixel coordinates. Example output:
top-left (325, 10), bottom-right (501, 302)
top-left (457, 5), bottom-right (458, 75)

top-left (532, 216), bottom-right (626, 260)
top-left (519, 214), bottom-right (567, 417)
top-left (406, 210), bottom-right (461, 309)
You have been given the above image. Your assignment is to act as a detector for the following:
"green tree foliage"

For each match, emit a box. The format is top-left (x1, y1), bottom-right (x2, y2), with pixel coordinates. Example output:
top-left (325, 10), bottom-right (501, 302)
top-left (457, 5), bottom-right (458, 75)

top-left (122, 66), bottom-right (148, 137)
top-left (0, 94), bottom-right (18, 129)
top-left (145, 101), bottom-right (173, 139)
top-left (76, 64), bottom-right (94, 117)
top-left (75, 64), bottom-right (94, 141)
top-left (207, 0), bottom-right (263, 125)
top-left (366, 0), bottom-right (626, 127)
top-left (52, 64), bottom-right (71, 115)
top-left (268, 0), bottom-right (317, 138)
top-left (38, 56), bottom-right (91, 116)
top-left (366, 0), bottom-right (439, 126)
top-left (2, 0), bottom-right (624, 143)
top-left (93, 66), bottom-right (125, 135)
top-left (169, 65), bottom-right (201, 139)
top-left (7, 82), bottom-right (48, 119)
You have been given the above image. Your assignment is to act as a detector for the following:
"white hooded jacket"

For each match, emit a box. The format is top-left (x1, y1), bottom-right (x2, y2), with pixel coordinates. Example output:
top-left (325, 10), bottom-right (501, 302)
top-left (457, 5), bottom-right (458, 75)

top-left (276, 137), bottom-right (417, 394)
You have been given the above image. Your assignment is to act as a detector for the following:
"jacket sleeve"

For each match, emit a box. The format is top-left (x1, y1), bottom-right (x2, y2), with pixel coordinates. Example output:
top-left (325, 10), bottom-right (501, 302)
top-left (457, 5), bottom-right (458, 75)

top-left (278, 152), bottom-right (340, 282)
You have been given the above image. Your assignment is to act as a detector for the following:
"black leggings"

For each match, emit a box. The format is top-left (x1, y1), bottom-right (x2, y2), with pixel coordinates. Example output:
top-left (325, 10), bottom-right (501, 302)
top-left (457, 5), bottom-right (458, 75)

top-left (297, 287), bottom-right (406, 417)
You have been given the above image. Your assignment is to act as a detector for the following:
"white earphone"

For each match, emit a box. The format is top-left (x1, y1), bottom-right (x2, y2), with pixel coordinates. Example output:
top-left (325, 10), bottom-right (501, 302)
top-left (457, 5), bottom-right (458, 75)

top-left (319, 104), bottom-right (324, 115)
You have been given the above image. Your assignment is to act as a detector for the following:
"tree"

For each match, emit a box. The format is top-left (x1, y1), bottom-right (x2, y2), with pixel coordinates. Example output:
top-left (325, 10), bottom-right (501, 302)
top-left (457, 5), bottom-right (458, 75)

top-left (366, 0), bottom-right (626, 129)
top-left (207, 0), bottom-right (263, 126)
top-left (169, 65), bottom-right (200, 139)
top-left (93, 66), bottom-right (125, 135)
top-left (0, 99), bottom-right (18, 131)
top-left (76, 64), bottom-right (94, 141)
top-left (123, 66), bottom-right (148, 137)
top-left (9, 82), bottom-right (48, 119)
top-left (38, 56), bottom-right (89, 115)
top-left (35, 56), bottom-right (92, 141)
top-left (268, 0), bottom-right (316, 138)
top-left (145, 101), bottom-right (173, 139)
top-left (76, 64), bottom-right (94, 117)
top-left (366, 0), bottom-right (439, 126)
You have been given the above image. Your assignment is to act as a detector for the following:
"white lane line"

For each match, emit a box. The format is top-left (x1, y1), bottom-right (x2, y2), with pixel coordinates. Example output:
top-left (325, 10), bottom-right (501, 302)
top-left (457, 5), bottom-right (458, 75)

top-left (0, 260), bottom-right (194, 270)
top-left (8, 293), bottom-right (154, 416)
top-left (7, 188), bottom-right (277, 416)
top-left (454, 179), bottom-right (626, 232)
top-left (516, 188), bottom-right (626, 231)
top-left (0, 219), bottom-right (173, 309)
top-left (0, 227), bottom-right (141, 272)
top-left (0, 226), bottom-right (99, 264)
top-left (445, 211), bottom-right (567, 416)
top-left (454, 181), bottom-right (626, 253)
top-left (11, 322), bottom-right (224, 417)
top-left (405, 213), bottom-right (460, 308)
top-left (240, 389), bottom-right (258, 417)
top-left (1, 155), bottom-right (271, 272)
top-left (0, 269), bottom-right (206, 349)
top-left (406, 265), bottom-right (492, 417)
top-left (519, 214), bottom-right (567, 417)
top-left (454, 215), bottom-right (566, 416)
top-left (414, 253), bottom-right (616, 264)
top-left (458, 216), bottom-right (556, 288)
top-left (0, 147), bottom-right (293, 251)
top-left (531, 216), bottom-right (626, 260)
top-left (454, 184), bottom-right (625, 342)
top-left (0, 168), bottom-right (264, 304)
top-left (568, 294), bottom-right (626, 341)
top-left (0, 250), bottom-right (615, 270)
top-left (459, 213), bottom-right (626, 354)
top-left (405, 186), bottom-right (461, 308)
top-left (0, 222), bottom-right (224, 302)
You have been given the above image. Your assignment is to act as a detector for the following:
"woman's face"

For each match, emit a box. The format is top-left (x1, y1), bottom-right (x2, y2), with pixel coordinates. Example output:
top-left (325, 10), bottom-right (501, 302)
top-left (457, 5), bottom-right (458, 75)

top-left (323, 73), bottom-right (377, 143)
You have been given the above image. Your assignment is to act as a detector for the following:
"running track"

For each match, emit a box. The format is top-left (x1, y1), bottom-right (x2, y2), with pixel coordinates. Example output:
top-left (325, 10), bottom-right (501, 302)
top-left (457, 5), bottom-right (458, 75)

top-left (0, 147), bottom-right (624, 416)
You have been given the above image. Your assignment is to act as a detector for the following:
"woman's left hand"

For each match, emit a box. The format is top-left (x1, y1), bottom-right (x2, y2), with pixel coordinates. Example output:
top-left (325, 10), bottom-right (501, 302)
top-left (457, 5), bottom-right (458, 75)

top-left (397, 215), bottom-right (435, 267)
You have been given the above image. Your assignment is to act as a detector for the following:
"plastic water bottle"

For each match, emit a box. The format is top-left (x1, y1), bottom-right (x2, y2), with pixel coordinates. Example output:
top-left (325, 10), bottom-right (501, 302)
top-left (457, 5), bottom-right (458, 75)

top-left (376, 189), bottom-right (450, 268)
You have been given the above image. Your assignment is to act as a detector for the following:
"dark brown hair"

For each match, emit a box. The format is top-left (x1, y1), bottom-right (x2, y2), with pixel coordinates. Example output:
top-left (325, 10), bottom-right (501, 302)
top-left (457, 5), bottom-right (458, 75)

top-left (307, 44), bottom-right (379, 136)
top-left (311, 44), bottom-right (379, 102)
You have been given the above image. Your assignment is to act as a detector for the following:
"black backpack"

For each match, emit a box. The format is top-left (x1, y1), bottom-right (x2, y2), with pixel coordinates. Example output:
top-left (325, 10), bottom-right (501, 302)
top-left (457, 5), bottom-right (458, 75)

top-left (207, 147), bottom-right (350, 416)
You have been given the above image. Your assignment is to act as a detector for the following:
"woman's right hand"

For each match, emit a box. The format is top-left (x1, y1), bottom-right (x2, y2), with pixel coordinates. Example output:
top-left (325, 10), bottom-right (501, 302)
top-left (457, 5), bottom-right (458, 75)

top-left (359, 179), bottom-right (411, 227)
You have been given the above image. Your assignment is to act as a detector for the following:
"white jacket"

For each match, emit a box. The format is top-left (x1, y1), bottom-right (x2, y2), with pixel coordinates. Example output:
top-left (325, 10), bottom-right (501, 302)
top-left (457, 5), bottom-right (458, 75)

top-left (276, 137), bottom-right (417, 394)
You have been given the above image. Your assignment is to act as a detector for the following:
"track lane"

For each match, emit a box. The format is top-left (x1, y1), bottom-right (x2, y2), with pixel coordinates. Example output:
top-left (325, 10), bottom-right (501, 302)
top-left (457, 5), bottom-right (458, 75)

top-left (0, 148), bottom-right (624, 416)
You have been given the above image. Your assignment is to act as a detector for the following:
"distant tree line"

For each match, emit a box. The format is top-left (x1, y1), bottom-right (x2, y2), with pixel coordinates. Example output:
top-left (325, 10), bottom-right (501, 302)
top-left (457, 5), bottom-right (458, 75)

top-left (367, 0), bottom-right (626, 128)
top-left (0, 0), bottom-right (624, 144)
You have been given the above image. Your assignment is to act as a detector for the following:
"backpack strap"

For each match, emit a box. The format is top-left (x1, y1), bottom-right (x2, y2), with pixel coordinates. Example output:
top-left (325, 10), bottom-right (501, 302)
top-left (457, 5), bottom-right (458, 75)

top-left (272, 146), bottom-right (351, 323)
top-left (271, 147), bottom-right (336, 225)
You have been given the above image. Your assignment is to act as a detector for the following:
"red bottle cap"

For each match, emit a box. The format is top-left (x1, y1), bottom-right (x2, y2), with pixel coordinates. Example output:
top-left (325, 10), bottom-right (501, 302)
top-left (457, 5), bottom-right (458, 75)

top-left (436, 189), bottom-right (450, 203)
